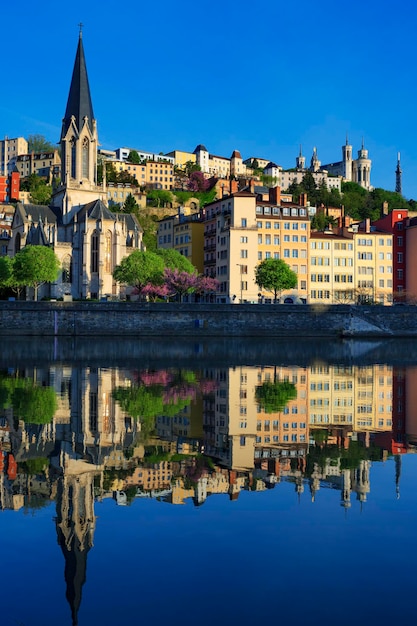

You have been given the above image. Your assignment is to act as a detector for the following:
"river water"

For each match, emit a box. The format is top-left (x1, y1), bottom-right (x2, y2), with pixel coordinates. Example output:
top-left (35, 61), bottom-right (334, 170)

top-left (0, 337), bottom-right (416, 626)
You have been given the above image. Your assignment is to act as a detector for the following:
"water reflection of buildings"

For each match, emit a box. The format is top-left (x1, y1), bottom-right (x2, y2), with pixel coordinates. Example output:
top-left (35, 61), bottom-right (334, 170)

top-left (0, 361), bottom-right (416, 623)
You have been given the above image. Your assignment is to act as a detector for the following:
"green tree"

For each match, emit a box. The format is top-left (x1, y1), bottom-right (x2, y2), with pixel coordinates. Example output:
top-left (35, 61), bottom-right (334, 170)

top-left (13, 246), bottom-right (60, 301)
top-left (340, 182), bottom-right (368, 219)
top-left (255, 380), bottom-right (297, 413)
top-left (0, 256), bottom-right (13, 288)
top-left (113, 250), bottom-right (165, 292)
top-left (20, 173), bottom-right (52, 205)
top-left (146, 189), bottom-right (173, 208)
top-left (255, 258), bottom-right (297, 302)
top-left (128, 150), bottom-right (140, 164)
top-left (27, 134), bottom-right (55, 153)
top-left (123, 193), bottom-right (139, 213)
top-left (11, 382), bottom-right (57, 424)
top-left (155, 248), bottom-right (196, 273)
top-left (311, 211), bottom-right (337, 231)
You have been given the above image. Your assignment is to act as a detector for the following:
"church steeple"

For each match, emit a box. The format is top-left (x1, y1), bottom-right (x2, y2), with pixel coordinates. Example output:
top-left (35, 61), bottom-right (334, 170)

top-left (62, 29), bottom-right (95, 139)
top-left (56, 29), bottom-right (99, 212)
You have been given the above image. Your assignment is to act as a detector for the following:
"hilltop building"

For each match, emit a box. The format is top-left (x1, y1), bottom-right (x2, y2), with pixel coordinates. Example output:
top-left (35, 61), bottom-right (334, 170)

top-left (8, 32), bottom-right (143, 300)
top-left (320, 138), bottom-right (372, 190)
top-left (0, 136), bottom-right (28, 176)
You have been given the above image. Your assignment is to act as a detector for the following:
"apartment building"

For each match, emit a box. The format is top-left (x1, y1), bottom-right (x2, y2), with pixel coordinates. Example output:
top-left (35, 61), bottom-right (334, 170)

top-left (16, 150), bottom-right (61, 181)
top-left (0, 136), bottom-right (28, 175)
top-left (104, 158), bottom-right (174, 189)
top-left (309, 232), bottom-right (355, 303)
top-left (373, 207), bottom-right (407, 299)
top-left (309, 216), bottom-right (394, 304)
top-left (201, 186), bottom-right (311, 303)
top-left (204, 191), bottom-right (258, 303)
top-left (354, 220), bottom-right (393, 304)
top-left (157, 210), bottom-right (205, 272)
top-left (256, 188), bottom-right (310, 303)
top-left (0, 171), bottom-right (19, 203)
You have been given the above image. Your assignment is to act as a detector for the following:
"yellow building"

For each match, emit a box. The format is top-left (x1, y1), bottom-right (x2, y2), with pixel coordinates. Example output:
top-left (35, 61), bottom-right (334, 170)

top-left (157, 211), bottom-right (205, 273)
top-left (104, 158), bottom-right (174, 190)
top-left (16, 150), bottom-right (61, 181)
top-left (353, 221), bottom-right (393, 304)
top-left (309, 232), bottom-right (355, 304)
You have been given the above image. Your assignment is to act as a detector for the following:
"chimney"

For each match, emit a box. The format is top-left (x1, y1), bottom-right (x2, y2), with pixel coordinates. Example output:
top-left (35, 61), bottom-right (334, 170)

top-left (382, 201), bottom-right (389, 216)
top-left (249, 179), bottom-right (255, 194)
top-left (365, 217), bottom-right (371, 233)
top-left (299, 193), bottom-right (307, 207)
top-left (229, 179), bottom-right (238, 194)
top-left (269, 186), bottom-right (281, 205)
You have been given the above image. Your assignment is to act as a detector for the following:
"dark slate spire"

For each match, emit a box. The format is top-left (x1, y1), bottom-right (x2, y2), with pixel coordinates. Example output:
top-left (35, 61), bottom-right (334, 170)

top-left (62, 30), bottom-right (95, 137)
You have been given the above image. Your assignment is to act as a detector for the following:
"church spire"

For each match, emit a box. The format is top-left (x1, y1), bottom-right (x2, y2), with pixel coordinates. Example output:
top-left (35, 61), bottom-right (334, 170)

top-left (395, 152), bottom-right (402, 195)
top-left (62, 30), bottom-right (95, 138)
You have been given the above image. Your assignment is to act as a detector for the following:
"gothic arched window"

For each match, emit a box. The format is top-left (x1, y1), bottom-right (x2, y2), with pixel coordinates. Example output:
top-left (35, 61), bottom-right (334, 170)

top-left (71, 137), bottom-right (76, 179)
top-left (14, 232), bottom-right (21, 254)
top-left (62, 255), bottom-right (72, 283)
top-left (82, 137), bottom-right (89, 179)
top-left (91, 231), bottom-right (99, 273)
top-left (104, 231), bottom-right (112, 273)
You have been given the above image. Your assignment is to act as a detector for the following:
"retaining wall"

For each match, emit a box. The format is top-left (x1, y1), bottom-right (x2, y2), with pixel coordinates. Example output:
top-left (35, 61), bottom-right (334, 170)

top-left (1, 301), bottom-right (417, 337)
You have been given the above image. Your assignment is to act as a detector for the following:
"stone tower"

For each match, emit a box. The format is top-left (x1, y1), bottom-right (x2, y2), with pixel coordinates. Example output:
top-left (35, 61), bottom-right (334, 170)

top-left (352, 139), bottom-right (372, 190)
top-left (296, 145), bottom-right (305, 170)
top-left (310, 147), bottom-right (321, 172)
top-left (342, 135), bottom-right (353, 182)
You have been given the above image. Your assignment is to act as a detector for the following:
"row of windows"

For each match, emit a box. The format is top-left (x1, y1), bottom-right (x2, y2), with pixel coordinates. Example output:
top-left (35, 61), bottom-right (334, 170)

top-left (256, 434), bottom-right (306, 443)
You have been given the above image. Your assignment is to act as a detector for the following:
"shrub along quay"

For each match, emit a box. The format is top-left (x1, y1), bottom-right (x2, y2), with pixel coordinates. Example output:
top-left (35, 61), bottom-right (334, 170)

top-left (1, 301), bottom-right (417, 338)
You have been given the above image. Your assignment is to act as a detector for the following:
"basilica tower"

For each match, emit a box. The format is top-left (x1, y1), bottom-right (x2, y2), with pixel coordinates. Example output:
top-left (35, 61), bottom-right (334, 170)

top-left (342, 135), bottom-right (352, 182)
top-left (352, 139), bottom-right (372, 190)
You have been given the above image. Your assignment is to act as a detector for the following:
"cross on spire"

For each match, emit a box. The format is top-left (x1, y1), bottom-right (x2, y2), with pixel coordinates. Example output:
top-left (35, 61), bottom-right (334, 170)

top-left (78, 22), bottom-right (83, 37)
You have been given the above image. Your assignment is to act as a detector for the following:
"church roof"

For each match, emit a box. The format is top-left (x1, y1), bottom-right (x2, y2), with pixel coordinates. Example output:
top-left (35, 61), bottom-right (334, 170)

top-left (77, 199), bottom-right (143, 234)
top-left (26, 220), bottom-right (50, 246)
top-left (194, 144), bottom-right (208, 153)
top-left (81, 199), bottom-right (115, 221)
top-left (62, 32), bottom-right (95, 137)
top-left (16, 202), bottom-right (58, 225)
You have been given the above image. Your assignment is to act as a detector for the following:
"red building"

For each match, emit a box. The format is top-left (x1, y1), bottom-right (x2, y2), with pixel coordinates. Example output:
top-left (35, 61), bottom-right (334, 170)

top-left (0, 170), bottom-right (19, 202)
top-left (373, 207), bottom-right (408, 300)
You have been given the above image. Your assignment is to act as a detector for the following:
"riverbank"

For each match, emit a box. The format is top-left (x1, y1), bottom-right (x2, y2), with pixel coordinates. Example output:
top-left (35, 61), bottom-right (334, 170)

top-left (1, 301), bottom-right (417, 337)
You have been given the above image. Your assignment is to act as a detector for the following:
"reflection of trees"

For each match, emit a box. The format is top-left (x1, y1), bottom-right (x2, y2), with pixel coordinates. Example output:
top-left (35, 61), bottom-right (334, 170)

top-left (306, 435), bottom-right (384, 475)
top-left (0, 372), bottom-right (57, 424)
top-left (113, 369), bottom-right (216, 440)
top-left (255, 380), bottom-right (297, 413)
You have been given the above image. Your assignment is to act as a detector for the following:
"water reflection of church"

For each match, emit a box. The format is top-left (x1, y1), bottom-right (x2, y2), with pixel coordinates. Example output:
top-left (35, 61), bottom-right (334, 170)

top-left (0, 359), bottom-right (416, 624)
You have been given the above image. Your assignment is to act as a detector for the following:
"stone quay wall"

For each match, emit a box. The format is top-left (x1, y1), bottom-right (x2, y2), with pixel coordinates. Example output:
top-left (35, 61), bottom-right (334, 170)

top-left (1, 301), bottom-right (417, 338)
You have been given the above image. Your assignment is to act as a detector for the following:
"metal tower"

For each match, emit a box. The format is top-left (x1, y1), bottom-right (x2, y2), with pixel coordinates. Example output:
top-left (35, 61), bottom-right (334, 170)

top-left (395, 152), bottom-right (402, 195)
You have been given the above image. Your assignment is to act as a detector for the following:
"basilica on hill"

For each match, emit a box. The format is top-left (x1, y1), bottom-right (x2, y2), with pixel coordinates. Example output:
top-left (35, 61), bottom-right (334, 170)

top-left (8, 31), bottom-right (143, 300)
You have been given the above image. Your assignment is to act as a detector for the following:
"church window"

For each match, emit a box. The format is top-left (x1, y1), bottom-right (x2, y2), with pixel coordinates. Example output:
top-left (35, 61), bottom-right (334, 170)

top-left (82, 137), bottom-right (89, 178)
top-left (71, 137), bottom-right (76, 178)
top-left (104, 232), bottom-right (112, 273)
top-left (62, 255), bottom-right (72, 283)
top-left (91, 231), bottom-right (99, 273)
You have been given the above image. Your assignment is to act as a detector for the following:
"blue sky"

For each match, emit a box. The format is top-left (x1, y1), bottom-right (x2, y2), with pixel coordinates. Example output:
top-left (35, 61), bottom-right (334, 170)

top-left (2, 0), bottom-right (417, 198)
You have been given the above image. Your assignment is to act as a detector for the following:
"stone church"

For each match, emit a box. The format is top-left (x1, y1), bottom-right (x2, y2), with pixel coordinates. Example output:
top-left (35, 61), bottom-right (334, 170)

top-left (8, 32), bottom-right (143, 300)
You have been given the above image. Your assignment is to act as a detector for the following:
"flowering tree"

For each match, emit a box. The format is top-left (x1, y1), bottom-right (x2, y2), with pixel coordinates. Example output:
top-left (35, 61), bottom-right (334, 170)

top-left (140, 283), bottom-right (170, 302)
top-left (187, 170), bottom-right (210, 192)
top-left (195, 275), bottom-right (219, 296)
top-left (163, 268), bottom-right (199, 302)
